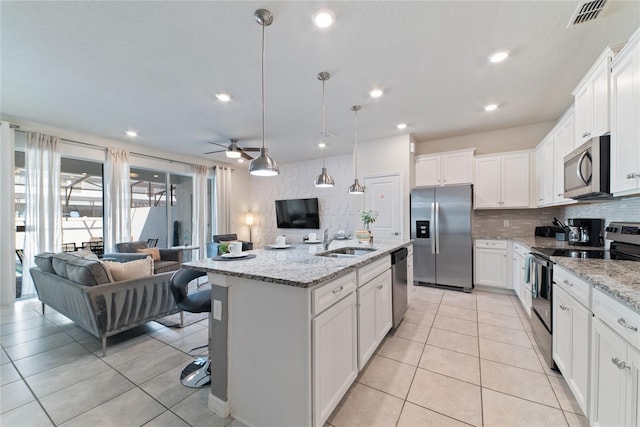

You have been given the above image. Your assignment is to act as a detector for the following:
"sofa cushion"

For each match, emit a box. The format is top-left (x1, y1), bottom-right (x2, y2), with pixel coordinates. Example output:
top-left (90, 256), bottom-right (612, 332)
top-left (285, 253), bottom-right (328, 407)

top-left (137, 248), bottom-right (160, 261)
top-left (51, 252), bottom-right (81, 278)
top-left (103, 257), bottom-right (154, 282)
top-left (65, 257), bottom-right (112, 286)
top-left (34, 252), bottom-right (56, 273)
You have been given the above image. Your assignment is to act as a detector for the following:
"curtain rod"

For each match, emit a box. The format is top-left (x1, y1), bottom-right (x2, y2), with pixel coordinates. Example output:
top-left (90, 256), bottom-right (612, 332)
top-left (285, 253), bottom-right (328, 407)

top-left (13, 127), bottom-right (218, 169)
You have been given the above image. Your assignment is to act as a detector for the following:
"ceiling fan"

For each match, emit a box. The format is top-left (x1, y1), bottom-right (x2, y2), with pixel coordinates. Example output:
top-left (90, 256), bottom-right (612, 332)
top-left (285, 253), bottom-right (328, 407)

top-left (204, 139), bottom-right (261, 161)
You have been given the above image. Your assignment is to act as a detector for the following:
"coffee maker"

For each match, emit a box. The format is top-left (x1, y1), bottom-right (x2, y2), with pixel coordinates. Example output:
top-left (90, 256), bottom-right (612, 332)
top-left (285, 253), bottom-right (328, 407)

top-left (567, 218), bottom-right (604, 246)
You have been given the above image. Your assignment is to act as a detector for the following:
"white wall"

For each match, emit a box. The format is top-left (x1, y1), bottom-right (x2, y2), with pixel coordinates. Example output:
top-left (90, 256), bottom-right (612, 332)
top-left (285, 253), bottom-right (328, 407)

top-left (359, 134), bottom-right (413, 239)
top-left (416, 121), bottom-right (555, 156)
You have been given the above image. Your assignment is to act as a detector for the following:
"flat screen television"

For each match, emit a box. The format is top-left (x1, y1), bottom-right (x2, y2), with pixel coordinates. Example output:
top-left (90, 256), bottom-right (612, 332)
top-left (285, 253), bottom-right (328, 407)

top-left (275, 198), bottom-right (320, 229)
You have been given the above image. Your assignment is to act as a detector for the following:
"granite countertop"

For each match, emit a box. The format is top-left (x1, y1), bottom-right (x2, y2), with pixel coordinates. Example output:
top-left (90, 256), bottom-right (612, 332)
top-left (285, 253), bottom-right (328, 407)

top-left (511, 237), bottom-right (640, 313)
top-left (183, 238), bottom-right (412, 289)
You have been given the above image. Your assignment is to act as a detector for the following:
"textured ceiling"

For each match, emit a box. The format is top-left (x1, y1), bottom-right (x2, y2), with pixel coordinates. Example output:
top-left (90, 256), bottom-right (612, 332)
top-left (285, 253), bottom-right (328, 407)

top-left (2, 1), bottom-right (639, 166)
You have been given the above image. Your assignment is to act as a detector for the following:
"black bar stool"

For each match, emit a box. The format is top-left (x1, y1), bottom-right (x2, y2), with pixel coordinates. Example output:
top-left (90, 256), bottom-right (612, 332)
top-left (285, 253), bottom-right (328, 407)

top-left (170, 268), bottom-right (212, 388)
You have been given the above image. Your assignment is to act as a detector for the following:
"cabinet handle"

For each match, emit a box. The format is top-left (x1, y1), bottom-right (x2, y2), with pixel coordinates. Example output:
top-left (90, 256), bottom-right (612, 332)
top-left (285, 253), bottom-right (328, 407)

top-left (611, 357), bottom-right (630, 370)
top-left (617, 318), bottom-right (638, 332)
top-left (582, 132), bottom-right (591, 138)
top-left (377, 284), bottom-right (384, 290)
top-left (563, 280), bottom-right (573, 287)
top-left (559, 304), bottom-right (569, 311)
top-left (332, 285), bottom-right (344, 295)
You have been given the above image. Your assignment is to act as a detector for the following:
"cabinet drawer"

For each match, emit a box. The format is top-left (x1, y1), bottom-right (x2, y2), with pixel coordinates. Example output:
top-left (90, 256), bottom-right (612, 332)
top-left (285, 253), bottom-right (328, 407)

top-left (475, 239), bottom-right (508, 249)
top-left (593, 288), bottom-right (640, 350)
top-left (554, 265), bottom-right (591, 308)
top-left (513, 242), bottom-right (528, 257)
top-left (357, 257), bottom-right (391, 287)
top-left (312, 272), bottom-right (357, 316)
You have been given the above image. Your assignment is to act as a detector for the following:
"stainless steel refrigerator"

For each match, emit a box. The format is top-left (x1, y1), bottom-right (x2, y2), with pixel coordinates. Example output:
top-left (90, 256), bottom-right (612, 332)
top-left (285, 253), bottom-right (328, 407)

top-left (410, 184), bottom-right (473, 291)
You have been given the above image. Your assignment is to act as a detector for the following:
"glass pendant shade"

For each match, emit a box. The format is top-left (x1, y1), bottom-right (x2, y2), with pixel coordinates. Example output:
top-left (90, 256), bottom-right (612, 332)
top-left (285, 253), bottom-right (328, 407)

top-left (314, 167), bottom-right (335, 187)
top-left (348, 178), bottom-right (365, 194)
top-left (249, 148), bottom-right (279, 176)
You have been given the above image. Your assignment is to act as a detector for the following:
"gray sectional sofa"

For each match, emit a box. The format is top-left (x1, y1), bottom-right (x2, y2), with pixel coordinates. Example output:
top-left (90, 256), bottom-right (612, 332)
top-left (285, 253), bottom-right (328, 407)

top-left (30, 252), bottom-right (180, 355)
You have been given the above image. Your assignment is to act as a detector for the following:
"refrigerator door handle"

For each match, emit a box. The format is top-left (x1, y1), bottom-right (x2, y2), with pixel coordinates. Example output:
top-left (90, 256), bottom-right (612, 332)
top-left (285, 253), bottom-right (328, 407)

top-left (430, 202), bottom-right (436, 254)
top-left (435, 202), bottom-right (440, 254)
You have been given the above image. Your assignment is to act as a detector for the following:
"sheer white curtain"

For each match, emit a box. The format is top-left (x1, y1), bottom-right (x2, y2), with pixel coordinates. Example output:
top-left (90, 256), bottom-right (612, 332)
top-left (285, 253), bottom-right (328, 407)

top-left (23, 132), bottom-right (61, 296)
top-left (215, 166), bottom-right (232, 234)
top-left (192, 164), bottom-right (209, 259)
top-left (104, 148), bottom-right (130, 253)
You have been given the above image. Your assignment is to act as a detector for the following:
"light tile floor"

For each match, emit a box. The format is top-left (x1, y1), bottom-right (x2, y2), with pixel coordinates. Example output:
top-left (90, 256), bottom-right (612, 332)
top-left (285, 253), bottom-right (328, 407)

top-left (1, 287), bottom-right (589, 427)
top-left (327, 286), bottom-right (590, 427)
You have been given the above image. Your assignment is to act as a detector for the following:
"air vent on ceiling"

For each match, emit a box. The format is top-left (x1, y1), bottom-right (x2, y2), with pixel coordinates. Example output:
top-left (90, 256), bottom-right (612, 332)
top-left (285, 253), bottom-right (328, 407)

top-left (568, 0), bottom-right (609, 27)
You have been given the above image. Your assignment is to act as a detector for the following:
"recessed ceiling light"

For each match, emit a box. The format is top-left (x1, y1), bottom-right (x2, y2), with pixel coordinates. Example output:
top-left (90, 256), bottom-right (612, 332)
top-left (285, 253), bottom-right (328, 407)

top-left (312, 9), bottom-right (335, 28)
top-left (237, 158), bottom-right (245, 163)
top-left (318, 142), bottom-right (326, 148)
top-left (153, 174), bottom-right (159, 178)
top-left (484, 104), bottom-right (498, 112)
top-left (489, 51), bottom-right (509, 63)
top-left (369, 89), bottom-right (383, 98)
top-left (216, 93), bottom-right (231, 102)
top-left (125, 130), bottom-right (137, 137)
top-left (397, 123), bottom-right (407, 130)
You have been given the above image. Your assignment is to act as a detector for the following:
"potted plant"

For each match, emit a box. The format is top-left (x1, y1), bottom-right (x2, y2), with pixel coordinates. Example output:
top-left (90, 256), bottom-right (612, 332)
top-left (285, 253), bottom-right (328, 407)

top-left (356, 209), bottom-right (378, 243)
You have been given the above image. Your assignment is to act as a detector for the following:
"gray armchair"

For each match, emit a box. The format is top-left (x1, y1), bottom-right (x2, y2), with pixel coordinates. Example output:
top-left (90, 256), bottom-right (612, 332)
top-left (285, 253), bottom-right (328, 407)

top-left (104, 241), bottom-right (183, 274)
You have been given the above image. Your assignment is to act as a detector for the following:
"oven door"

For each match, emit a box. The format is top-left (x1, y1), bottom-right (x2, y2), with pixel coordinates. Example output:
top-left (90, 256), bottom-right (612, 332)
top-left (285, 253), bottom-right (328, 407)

top-left (530, 253), bottom-right (553, 332)
top-left (564, 145), bottom-right (593, 199)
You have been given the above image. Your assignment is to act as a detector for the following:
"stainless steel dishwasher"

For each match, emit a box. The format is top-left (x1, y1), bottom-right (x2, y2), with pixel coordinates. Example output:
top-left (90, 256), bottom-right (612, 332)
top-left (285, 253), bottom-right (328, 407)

top-left (391, 247), bottom-right (408, 328)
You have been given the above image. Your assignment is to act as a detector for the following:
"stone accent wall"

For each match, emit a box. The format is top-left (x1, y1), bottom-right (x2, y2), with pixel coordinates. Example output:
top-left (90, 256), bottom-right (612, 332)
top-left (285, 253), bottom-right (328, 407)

top-left (249, 154), bottom-right (361, 248)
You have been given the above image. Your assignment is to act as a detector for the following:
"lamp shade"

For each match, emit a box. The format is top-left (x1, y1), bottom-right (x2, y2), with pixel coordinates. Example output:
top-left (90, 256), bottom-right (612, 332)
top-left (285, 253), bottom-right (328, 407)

top-left (245, 212), bottom-right (254, 226)
top-left (314, 167), bottom-right (335, 187)
top-left (249, 148), bottom-right (279, 176)
top-left (347, 178), bottom-right (365, 194)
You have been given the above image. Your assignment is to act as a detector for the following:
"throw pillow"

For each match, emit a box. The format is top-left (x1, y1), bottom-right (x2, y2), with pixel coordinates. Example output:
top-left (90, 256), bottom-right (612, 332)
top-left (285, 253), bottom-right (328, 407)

top-left (34, 252), bottom-right (56, 273)
top-left (102, 257), bottom-right (154, 282)
top-left (137, 248), bottom-right (160, 261)
top-left (66, 257), bottom-right (112, 286)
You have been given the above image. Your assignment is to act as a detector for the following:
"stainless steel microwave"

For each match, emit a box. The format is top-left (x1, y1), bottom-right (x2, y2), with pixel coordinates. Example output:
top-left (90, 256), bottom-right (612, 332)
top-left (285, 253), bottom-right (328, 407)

top-left (563, 135), bottom-right (611, 200)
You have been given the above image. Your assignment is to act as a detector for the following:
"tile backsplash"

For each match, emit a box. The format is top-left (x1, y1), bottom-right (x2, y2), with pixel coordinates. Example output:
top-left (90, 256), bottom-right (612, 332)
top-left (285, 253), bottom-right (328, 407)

top-left (473, 195), bottom-right (640, 240)
top-left (563, 196), bottom-right (640, 225)
top-left (473, 208), bottom-right (562, 238)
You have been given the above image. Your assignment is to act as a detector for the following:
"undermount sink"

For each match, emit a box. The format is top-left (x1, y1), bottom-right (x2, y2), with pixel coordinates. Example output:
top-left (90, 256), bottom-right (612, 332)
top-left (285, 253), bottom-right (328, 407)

top-left (316, 247), bottom-right (378, 258)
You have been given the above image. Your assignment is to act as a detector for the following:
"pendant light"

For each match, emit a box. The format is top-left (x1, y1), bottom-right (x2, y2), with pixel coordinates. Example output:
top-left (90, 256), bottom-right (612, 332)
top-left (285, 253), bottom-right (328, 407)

top-left (313, 71), bottom-right (335, 188)
top-left (348, 105), bottom-right (365, 194)
top-left (249, 9), bottom-right (279, 177)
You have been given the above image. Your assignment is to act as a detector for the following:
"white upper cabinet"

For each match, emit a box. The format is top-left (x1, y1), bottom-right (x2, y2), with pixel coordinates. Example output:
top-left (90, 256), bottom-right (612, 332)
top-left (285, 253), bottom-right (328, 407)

top-left (573, 44), bottom-right (624, 147)
top-left (415, 149), bottom-right (474, 187)
top-left (535, 107), bottom-right (577, 207)
top-left (610, 28), bottom-right (640, 196)
top-left (553, 109), bottom-right (576, 205)
top-left (475, 151), bottom-right (530, 209)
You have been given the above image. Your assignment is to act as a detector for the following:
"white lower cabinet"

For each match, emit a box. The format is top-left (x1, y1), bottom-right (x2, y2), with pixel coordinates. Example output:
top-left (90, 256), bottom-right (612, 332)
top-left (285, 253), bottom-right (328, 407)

top-left (590, 288), bottom-right (640, 427)
top-left (512, 242), bottom-right (531, 316)
top-left (357, 269), bottom-right (392, 370)
top-left (312, 292), bottom-right (358, 427)
top-left (553, 284), bottom-right (591, 414)
top-left (474, 239), bottom-right (509, 289)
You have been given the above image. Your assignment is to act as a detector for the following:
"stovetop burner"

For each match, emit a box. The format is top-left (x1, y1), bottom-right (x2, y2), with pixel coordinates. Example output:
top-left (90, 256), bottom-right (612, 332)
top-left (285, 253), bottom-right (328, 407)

top-left (531, 247), bottom-right (609, 259)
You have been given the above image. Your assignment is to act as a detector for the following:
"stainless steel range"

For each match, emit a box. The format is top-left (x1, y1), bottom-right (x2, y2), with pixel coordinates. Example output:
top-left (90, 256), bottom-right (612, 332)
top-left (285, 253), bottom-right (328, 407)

top-left (529, 222), bottom-right (640, 369)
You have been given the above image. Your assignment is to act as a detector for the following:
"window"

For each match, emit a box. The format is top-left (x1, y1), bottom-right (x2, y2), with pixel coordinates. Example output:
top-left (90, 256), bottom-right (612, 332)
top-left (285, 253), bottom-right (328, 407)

top-left (61, 157), bottom-right (104, 254)
top-left (130, 167), bottom-right (169, 247)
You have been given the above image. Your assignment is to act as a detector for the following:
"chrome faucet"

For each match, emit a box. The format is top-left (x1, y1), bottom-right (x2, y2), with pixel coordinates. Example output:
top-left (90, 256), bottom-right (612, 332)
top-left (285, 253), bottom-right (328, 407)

top-left (322, 228), bottom-right (337, 250)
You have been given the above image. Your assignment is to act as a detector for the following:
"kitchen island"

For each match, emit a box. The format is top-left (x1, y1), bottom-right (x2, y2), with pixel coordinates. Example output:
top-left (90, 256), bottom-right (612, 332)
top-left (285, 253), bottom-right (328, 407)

top-left (183, 238), bottom-right (412, 427)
